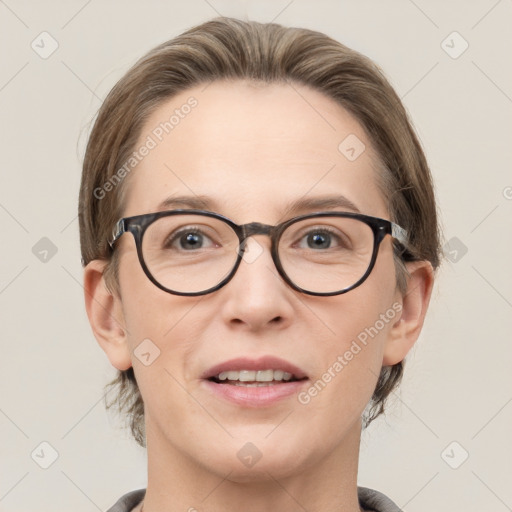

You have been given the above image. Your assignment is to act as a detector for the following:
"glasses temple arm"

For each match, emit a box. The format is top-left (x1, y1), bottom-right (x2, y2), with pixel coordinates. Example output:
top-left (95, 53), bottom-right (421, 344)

top-left (108, 219), bottom-right (125, 248)
top-left (390, 222), bottom-right (408, 248)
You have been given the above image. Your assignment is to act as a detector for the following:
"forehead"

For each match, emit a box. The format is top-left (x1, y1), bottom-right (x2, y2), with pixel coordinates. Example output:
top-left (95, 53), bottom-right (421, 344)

top-left (122, 80), bottom-right (388, 222)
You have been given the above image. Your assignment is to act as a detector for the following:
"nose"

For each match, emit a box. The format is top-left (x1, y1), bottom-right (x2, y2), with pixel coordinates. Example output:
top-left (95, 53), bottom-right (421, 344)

top-left (218, 236), bottom-right (294, 331)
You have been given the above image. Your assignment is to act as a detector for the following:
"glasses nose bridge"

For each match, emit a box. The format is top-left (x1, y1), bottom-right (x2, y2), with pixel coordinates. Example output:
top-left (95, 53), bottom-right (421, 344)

top-left (240, 221), bottom-right (275, 241)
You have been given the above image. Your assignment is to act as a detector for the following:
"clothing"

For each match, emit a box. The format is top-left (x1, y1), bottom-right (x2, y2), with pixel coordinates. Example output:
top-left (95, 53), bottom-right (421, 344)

top-left (106, 486), bottom-right (403, 512)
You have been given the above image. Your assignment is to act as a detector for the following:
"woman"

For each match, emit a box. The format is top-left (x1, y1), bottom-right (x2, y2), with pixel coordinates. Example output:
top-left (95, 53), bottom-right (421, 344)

top-left (80, 17), bottom-right (441, 512)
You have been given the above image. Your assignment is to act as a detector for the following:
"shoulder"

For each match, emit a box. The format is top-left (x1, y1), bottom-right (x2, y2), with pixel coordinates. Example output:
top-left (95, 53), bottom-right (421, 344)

top-left (357, 486), bottom-right (403, 512)
top-left (106, 488), bottom-right (146, 512)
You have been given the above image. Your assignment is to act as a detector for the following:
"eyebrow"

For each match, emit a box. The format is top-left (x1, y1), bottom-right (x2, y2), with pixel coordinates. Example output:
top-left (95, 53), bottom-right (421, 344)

top-left (156, 194), bottom-right (361, 217)
top-left (157, 195), bottom-right (219, 211)
top-left (282, 195), bottom-right (361, 216)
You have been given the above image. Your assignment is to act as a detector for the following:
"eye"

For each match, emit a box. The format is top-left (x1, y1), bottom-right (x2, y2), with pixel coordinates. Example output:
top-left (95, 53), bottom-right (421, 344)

top-left (166, 227), bottom-right (217, 251)
top-left (295, 227), bottom-right (348, 250)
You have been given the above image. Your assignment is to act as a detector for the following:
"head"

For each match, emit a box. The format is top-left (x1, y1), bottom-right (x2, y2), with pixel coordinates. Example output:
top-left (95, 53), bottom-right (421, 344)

top-left (80, 17), bottom-right (441, 475)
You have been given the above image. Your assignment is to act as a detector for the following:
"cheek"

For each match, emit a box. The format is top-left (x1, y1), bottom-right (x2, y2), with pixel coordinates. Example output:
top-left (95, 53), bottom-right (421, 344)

top-left (295, 307), bottom-right (393, 442)
top-left (314, 249), bottom-right (398, 355)
top-left (118, 258), bottom-right (205, 427)
top-left (299, 249), bottom-right (399, 416)
top-left (119, 248), bottom-right (175, 337)
top-left (117, 250), bottom-right (206, 370)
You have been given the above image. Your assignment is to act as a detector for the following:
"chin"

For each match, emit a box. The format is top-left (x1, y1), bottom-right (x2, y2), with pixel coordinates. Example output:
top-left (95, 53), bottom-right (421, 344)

top-left (203, 442), bottom-right (315, 483)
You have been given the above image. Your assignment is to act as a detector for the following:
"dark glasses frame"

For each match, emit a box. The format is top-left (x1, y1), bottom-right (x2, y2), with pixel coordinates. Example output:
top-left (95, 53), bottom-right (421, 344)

top-left (108, 209), bottom-right (409, 297)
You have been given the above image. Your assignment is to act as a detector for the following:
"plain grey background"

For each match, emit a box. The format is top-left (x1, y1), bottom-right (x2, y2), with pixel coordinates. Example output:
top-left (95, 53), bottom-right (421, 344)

top-left (1, 1), bottom-right (511, 511)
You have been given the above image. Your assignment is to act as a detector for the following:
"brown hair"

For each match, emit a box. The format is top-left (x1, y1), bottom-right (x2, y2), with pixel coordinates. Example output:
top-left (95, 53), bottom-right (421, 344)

top-left (79, 17), bottom-right (442, 447)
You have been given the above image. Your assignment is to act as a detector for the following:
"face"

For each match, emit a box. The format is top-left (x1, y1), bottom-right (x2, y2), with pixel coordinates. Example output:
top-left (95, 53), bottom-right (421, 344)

top-left (112, 81), bottom-right (404, 480)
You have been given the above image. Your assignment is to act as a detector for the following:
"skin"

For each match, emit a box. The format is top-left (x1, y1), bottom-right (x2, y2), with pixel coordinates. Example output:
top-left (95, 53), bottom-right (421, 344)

top-left (84, 81), bottom-right (434, 512)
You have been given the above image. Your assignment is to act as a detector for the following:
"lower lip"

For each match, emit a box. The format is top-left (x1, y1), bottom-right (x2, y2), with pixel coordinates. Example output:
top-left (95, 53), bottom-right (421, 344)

top-left (202, 379), bottom-right (308, 407)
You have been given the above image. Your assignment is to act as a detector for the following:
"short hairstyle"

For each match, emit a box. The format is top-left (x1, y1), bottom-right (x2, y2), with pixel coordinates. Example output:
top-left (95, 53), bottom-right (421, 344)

top-left (79, 17), bottom-right (442, 447)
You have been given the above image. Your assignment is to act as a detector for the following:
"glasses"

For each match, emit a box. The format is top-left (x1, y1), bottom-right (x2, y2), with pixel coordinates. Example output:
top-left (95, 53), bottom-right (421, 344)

top-left (108, 209), bottom-right (409, 297)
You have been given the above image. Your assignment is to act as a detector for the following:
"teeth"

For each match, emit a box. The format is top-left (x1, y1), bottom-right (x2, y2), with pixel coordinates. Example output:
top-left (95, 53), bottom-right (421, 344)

top-left (215, 369), bottom-right (296, 382)
top-left (234, 382), bottom-right (279, 387)
top-left (256, 369), bottom-right (273, 382)
top-left (240, 370), bottom-right (256, 382)
top-left (273, 370), bottom-right (284, 380)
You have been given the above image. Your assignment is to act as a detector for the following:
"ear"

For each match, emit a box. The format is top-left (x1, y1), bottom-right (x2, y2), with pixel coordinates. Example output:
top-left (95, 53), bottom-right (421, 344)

top-left (83, 259), bottom-right (132, 371)
top-left (383, 260), bottom-right (435, 366)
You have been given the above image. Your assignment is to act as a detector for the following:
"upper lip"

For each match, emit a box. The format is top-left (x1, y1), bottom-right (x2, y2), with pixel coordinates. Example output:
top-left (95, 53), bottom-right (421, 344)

top-left (202, 356), bottom-right (308, 380)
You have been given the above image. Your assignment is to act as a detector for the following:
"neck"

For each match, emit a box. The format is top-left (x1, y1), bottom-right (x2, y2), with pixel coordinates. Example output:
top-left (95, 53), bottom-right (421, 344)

top-left (140, 417), bottom-right (364, 512)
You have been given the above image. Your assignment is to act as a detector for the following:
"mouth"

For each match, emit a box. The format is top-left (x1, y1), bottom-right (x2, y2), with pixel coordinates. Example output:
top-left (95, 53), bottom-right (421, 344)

top-left (208, 369), bottom-right (307, 386)
top-left (201, 356), bottom-right (309, 407)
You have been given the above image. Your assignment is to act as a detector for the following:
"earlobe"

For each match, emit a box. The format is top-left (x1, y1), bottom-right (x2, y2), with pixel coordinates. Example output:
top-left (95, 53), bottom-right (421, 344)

top-left (383, 260), bottom-right (435, 366)
top-left (83, 259), bottom-right (132, 371)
